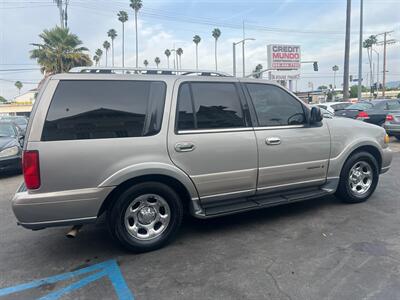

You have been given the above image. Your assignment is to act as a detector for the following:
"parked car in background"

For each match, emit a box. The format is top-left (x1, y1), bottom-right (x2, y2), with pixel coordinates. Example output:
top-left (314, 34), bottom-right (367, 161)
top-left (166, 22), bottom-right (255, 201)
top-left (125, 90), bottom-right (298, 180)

top-left (316, 101), bottom-right (351, 114)
top-left (0, 122), bottom-right (23, 173)
top-left (0, 116), bottom-right (29, 133)
top-left (383, 111), bottom-right (400, 140)
top-left (335, 99), bottom-right (400, 126)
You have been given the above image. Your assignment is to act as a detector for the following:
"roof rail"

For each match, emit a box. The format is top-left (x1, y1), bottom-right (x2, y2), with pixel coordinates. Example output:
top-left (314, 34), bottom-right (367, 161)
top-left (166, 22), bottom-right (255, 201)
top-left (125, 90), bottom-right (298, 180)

top-left (69, 67), bottom-right (232, 77)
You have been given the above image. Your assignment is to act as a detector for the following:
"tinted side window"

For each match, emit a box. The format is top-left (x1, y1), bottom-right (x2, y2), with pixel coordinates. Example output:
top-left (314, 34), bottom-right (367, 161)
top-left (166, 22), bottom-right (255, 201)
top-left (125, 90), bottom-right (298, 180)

top-left (42, 80), bottom-right (166, 141)
top-left (176, 82), bottom-right (246, 131)
top-left (246, 84), bottom-right (306, 127)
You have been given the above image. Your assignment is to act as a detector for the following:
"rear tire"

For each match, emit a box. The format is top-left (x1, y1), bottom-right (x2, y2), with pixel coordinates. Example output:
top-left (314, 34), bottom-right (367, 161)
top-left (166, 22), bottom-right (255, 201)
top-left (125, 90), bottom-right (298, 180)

top-left (335, 151), bottom-right (379, 204)
top-left (108, 182), bottom-right (183, 253)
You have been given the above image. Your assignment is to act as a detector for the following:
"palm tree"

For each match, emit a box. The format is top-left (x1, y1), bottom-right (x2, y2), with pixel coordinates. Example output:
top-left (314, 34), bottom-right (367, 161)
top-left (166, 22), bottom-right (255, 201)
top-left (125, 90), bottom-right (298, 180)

top-left (212, 28), bottom-right (221, 71)
top-left (107, 29), bottom-right (117, 67)
top-left (93, 55), bottom-right (99, 66)
top-left (53, 0), bottom-right (64, 28)
top-left (154, 57), bottom-right (160, 68)
top-left (103, 41), bottom-right (111, 67)
top-left (363, 35), bottom-right (378, 88)
top-left (177, 48), bottom-right (183, 69)
top-left (130, 0), bottom-right (143, 68)
top-left (252, 64), bottom-right (263, 78)
top-left (143, 59), bottom-right (149, 68)
top-left (95, 49), bottom-right (103, 66)
top-left (15, 81), bottom-right (23, 95)
top-left (193, 35), bottom-right (201, 70)
top-left (30, 26), bottom-right (92, 74)
top-left (117, 11), bottom-right (128, 67)
top-left (164, 49), bottom-right (171, 68)
top-left (332, 65), bottom-right (339, 89)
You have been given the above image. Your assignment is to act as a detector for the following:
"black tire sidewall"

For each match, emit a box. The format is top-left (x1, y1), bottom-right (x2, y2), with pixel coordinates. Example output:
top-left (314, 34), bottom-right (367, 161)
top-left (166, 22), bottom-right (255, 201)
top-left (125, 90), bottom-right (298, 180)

top-left (108, 182), bottom-right (183, 252)
top-left (337, 151), bottom-right (379, 203)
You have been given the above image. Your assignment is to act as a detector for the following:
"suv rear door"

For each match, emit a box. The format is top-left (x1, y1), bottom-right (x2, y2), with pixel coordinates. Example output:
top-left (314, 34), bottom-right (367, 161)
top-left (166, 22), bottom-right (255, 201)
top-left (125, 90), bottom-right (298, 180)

top-left (243, 81), bottom-right (330, 194)
top-left (168, 78), bottom-right (258, 203)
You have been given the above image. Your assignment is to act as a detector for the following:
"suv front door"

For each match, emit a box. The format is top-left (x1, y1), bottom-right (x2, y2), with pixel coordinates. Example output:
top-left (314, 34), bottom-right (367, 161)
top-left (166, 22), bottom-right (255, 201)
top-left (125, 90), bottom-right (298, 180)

top-left (243, 82), bottom-right (330, 194)
top-left (168, 78), bottom-right (258, 203)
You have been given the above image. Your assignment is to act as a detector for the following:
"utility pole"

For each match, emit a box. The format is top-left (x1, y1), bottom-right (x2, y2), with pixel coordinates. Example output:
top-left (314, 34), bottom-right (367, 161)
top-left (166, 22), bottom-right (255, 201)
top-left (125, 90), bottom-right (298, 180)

top-left (343, 0), bottom-right (351, 101)
top-left (376, 31), bottom-right (395, 97)
top-left (232, 43), bottom-right (236, 76)
top-left (357, 0), bottom-right (363, 102)
top-left (242, 21), bottom-right (246, 77)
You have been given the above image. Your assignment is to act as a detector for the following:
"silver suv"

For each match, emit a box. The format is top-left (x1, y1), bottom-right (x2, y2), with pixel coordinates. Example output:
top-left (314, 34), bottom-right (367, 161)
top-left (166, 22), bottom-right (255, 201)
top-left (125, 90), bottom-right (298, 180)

top-left (12, 68), bottom-right (392, 252)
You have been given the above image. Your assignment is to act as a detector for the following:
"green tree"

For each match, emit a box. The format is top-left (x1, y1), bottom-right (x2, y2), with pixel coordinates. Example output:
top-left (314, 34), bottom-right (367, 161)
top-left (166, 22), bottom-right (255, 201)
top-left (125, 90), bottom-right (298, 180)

top-left (143, 59), bottom-right (149, 68)
top-left (103, 41), bottom-right (111, 67)
top-left (107, 29), bottom-right (117, 67)
top-left (193, 35), bottom-right (201, 70)
top-left (0, 96), bottom-right (7, 103)
top-left (154, 57), bottom-right (160, 68)
top-left (130, 0), bottom-right (143, 68)
top-left (117, 11), bottom-right (128, 67)
top-left (30, 26), bottom-right (92, 74)
top-left (176, 48), bottom-right (183, 69)
top-left (95, 49), bottom-right (103, 66)
top-left (164, 49), bottom-right (171, 68)
top-left (350, 85), bottom-right (367, 98)
top-left (15, 81), bottom-right (23, 95)
top-left (212, 28), bottom-right (221, 71)
top-left (318, 85), bottom-right (328, 90)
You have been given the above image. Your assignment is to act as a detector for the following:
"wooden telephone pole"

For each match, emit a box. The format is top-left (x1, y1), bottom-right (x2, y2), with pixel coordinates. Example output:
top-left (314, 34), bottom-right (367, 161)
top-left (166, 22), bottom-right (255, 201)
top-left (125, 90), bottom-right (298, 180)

top-left (376, 31), bottom-right (395, 97)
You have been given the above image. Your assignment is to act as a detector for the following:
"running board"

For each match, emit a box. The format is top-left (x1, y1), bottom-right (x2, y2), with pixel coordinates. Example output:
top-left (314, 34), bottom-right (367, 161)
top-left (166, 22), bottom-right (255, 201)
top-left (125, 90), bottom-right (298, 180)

top-left (203, 187), bottom-right (329, 217)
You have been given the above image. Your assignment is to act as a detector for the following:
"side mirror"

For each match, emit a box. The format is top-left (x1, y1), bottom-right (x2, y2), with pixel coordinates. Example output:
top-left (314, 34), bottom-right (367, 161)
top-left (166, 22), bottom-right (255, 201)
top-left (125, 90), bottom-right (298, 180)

top-left (310, 106), bottom-right (323, 124)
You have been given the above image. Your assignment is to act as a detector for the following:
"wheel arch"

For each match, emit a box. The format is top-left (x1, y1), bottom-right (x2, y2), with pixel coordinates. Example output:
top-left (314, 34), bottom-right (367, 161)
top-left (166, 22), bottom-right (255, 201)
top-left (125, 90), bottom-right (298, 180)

top-left (97, 165), bottom-right (200, 217)
top-left (347, 145), bottom-right (382, 171)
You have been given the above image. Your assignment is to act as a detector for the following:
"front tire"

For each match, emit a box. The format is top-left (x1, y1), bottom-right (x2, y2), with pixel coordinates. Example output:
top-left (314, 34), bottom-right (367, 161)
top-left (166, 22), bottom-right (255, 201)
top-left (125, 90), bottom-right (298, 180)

top-left (335, 151), bottom-right (379, 203)
top-left (108, 182), bottom-right (183, 253)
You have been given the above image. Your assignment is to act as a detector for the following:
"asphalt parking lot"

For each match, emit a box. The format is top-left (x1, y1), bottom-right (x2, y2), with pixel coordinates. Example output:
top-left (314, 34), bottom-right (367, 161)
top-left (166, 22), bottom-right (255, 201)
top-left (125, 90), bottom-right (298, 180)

top-left (1, 141), bottom-right (400, 300)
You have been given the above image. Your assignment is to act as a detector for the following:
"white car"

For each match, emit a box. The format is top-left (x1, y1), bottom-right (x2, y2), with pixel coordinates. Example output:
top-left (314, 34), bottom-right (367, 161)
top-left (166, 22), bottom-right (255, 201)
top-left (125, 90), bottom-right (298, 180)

top-left (316, 102), bottom-right (351, 114)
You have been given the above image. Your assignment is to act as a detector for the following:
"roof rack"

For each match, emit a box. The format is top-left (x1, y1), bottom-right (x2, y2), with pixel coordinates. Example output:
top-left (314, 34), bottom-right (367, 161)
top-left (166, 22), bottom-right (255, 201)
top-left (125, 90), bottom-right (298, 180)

top-left (69, 67), bottom-right (232, 77)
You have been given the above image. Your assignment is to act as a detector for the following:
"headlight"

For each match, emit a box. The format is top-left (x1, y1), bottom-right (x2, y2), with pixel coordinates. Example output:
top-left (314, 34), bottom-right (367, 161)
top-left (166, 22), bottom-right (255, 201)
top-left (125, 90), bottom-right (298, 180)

top-left (0, 146), bottom-right (19, 158)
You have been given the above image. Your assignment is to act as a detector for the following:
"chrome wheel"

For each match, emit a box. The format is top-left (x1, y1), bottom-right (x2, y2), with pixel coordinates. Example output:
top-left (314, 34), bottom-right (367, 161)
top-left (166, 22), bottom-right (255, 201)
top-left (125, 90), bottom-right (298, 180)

top-left (124, 194), bottom-right (171, 241)
top-left (348, 161), bottom-right (373, 196)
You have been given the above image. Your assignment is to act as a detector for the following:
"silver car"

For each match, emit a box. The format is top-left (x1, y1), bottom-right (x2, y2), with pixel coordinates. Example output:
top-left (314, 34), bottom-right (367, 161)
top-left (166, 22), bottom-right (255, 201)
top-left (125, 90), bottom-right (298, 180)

top-left (383, 110), bottom-right (400, 140)
top-left (11, 68), bottom-right (392, 252)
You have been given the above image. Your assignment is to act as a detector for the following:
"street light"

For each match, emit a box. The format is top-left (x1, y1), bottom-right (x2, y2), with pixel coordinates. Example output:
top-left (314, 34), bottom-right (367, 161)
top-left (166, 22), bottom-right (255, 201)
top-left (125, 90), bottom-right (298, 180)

top-left (233, 38), bottom-right (255, 77)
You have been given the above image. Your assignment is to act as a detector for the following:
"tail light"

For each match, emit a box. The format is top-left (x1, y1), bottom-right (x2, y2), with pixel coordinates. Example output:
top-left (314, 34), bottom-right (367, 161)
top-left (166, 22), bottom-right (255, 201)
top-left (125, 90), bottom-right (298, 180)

top-left (23, 150), bottom-right (40, 190)
top-left (386, 114), bottom-right (394, 122)
top-left (356, 111), bottom-right (369, 120)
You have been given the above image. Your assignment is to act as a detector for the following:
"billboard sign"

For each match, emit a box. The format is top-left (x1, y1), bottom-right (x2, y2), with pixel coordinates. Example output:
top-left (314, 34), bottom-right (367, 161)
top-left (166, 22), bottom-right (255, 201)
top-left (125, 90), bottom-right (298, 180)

top-left (268, 44), bottom-right (301, 70)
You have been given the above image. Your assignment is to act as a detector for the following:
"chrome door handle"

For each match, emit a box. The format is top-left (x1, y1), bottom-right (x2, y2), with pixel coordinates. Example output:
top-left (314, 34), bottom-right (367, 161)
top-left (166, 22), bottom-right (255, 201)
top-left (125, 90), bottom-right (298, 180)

top-left (175, 142), bottom-right (195, 152)
top-left (265, 137), bottom-right (281, 145)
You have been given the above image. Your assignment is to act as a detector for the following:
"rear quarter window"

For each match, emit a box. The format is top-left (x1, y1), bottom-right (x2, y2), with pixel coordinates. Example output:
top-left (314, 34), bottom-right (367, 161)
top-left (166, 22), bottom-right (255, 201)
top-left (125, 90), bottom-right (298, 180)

top-left (42, 80), bottom-right (166, 141)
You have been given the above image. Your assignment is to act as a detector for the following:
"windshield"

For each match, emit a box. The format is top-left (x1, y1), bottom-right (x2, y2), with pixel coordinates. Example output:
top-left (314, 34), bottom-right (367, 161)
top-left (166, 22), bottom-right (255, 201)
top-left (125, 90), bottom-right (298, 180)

top-left (346, 102), bottom-right (374, 110)
top-left (0, 124), bottom-right (16, 137)
top-left (1, 117), bottom-right (27, 125)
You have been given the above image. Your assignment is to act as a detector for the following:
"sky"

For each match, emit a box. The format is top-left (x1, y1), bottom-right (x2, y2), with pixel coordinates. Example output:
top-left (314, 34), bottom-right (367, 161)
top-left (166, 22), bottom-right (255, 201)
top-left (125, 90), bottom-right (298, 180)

top-left (0, 0), bottom-right (399, 100)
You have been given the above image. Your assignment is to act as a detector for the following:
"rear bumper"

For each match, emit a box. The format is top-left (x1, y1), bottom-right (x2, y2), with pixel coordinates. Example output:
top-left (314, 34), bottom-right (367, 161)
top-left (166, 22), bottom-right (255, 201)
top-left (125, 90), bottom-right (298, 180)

top-left (380, 147), bottom-right (393, 174)
top-left (0, 156), bottom-right (21, 172)
top-left (11, 184), bottom-right (113, 230)
top-left (383, 123), bottom-right (400, 135)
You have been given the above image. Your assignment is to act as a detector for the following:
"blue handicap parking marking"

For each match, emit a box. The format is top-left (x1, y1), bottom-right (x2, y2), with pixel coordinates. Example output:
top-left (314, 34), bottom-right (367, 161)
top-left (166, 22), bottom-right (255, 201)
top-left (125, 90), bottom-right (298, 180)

top-left (0, 259), bottom-right (134, 300)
